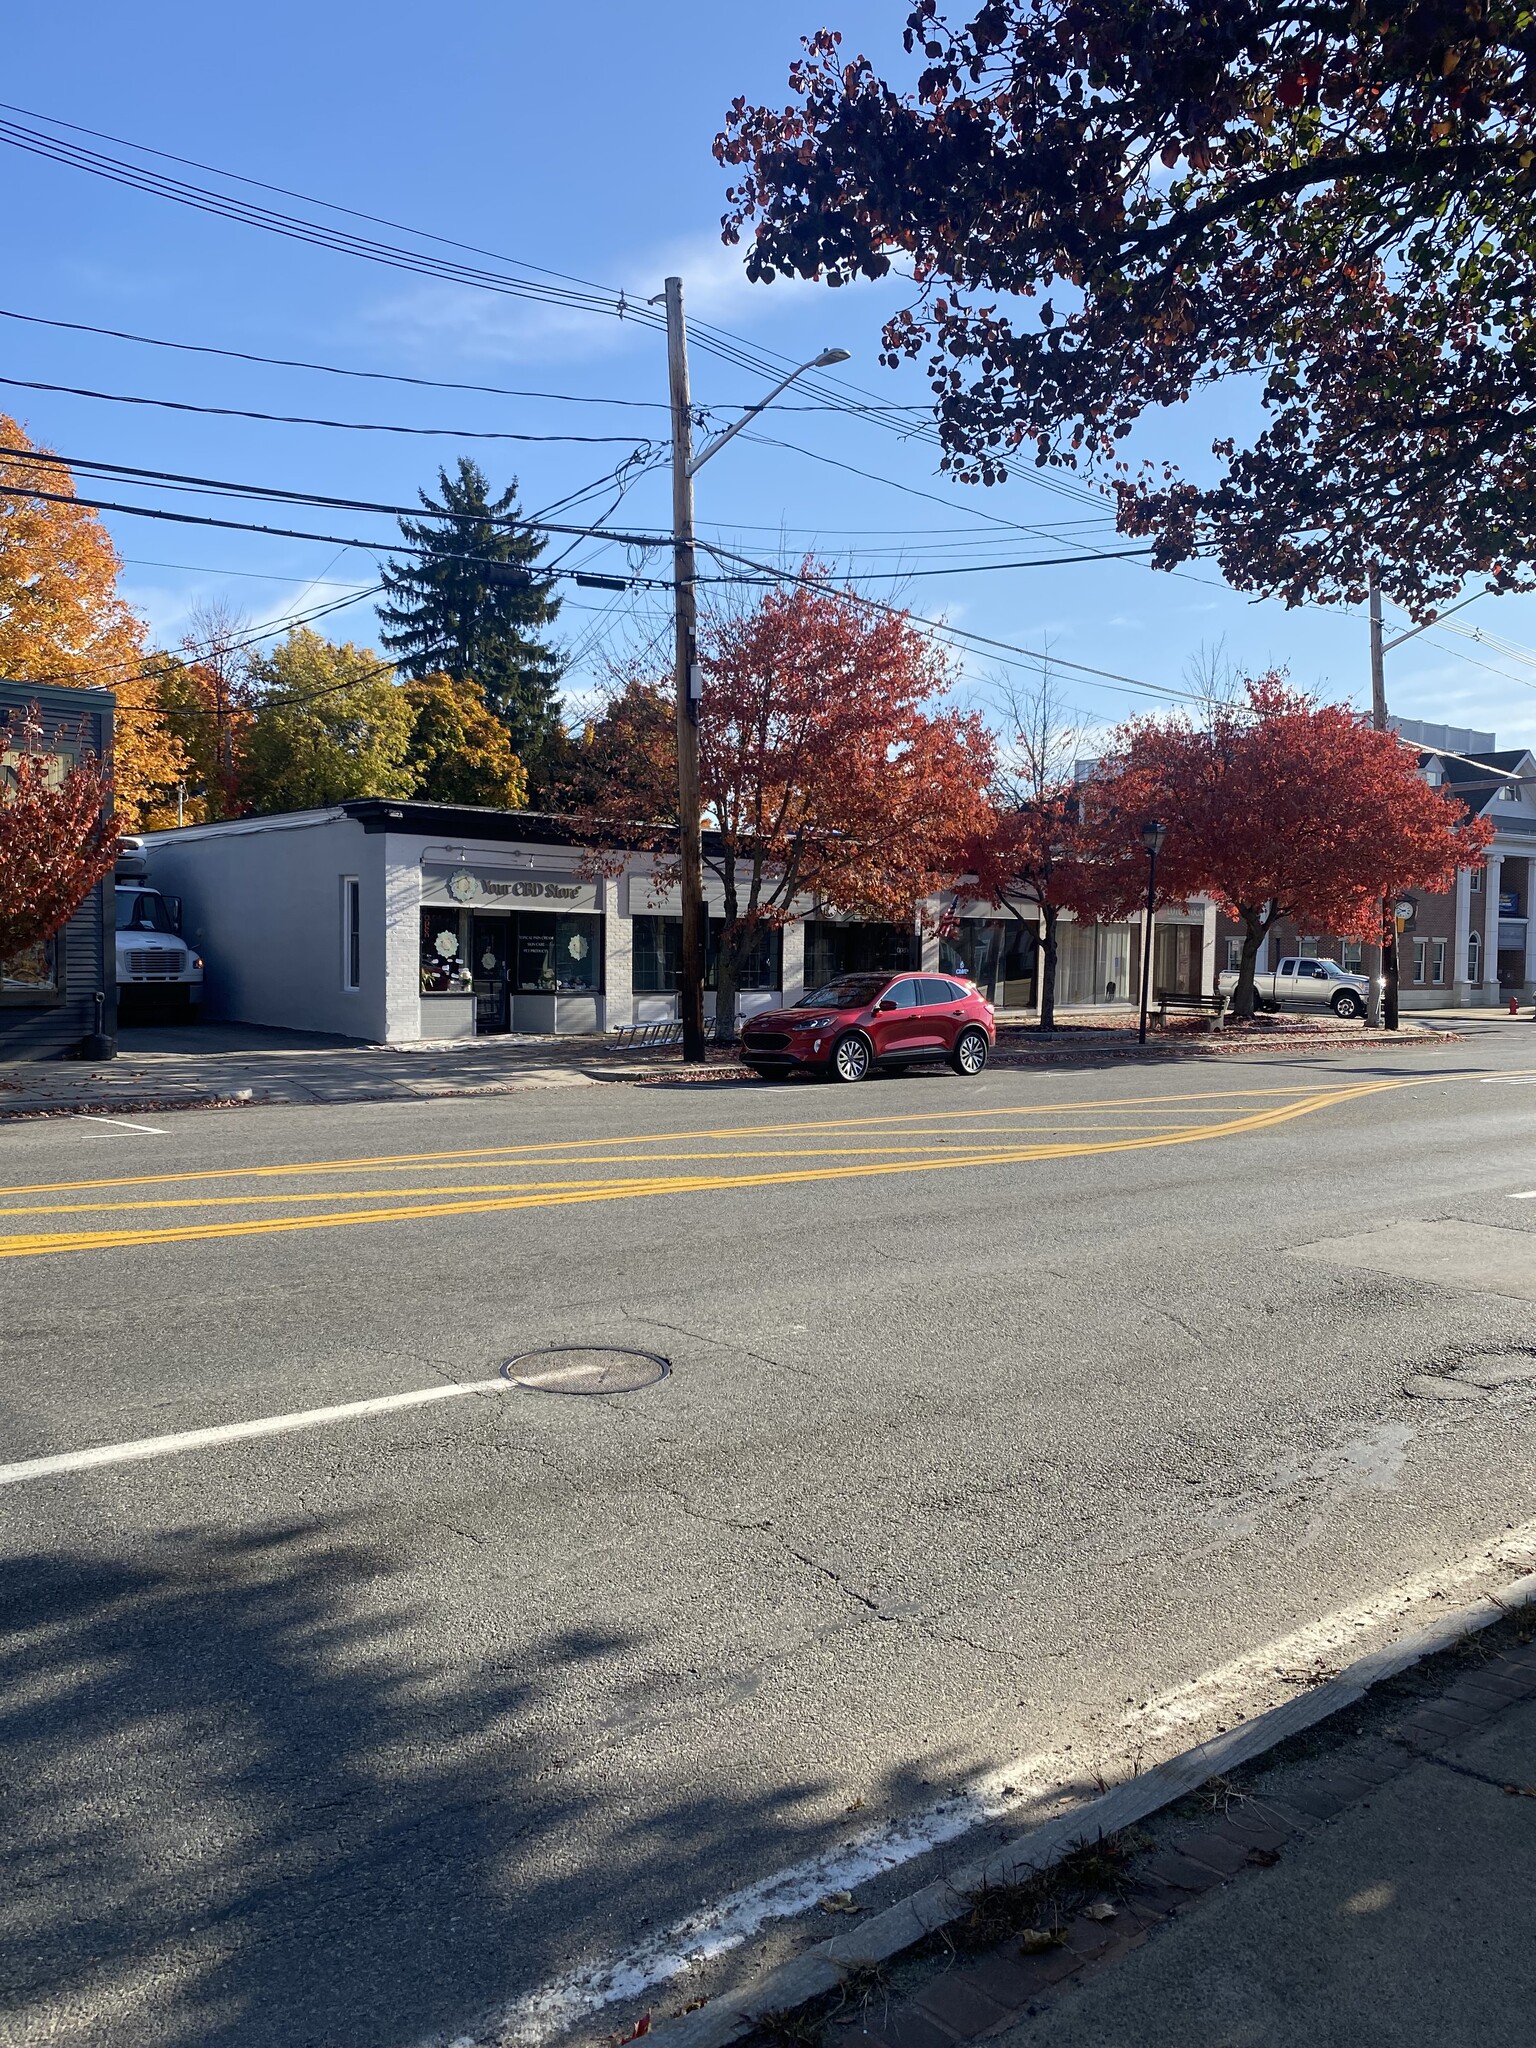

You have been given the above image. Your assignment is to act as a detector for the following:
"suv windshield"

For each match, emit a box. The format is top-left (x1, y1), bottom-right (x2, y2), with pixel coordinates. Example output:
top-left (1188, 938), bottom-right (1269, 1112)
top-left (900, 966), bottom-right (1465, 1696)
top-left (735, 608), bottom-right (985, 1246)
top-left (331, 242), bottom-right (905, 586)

top-left (796, 976), bottom-right (891, 1009)
top-left (115, 890), bottom-right (175, 933)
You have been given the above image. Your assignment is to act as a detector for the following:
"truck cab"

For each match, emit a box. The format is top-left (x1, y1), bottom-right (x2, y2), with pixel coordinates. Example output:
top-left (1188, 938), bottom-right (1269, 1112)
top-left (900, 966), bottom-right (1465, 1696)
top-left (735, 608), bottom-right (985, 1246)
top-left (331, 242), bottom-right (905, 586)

top-left (115, 840), bottom-right (204, 1017)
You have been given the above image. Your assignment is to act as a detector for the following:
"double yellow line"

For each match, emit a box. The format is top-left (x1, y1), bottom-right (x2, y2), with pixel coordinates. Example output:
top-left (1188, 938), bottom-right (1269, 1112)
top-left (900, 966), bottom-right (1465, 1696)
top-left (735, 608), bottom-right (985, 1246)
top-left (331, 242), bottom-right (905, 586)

top-left (0, 1075), bottom-right (1418, 1260)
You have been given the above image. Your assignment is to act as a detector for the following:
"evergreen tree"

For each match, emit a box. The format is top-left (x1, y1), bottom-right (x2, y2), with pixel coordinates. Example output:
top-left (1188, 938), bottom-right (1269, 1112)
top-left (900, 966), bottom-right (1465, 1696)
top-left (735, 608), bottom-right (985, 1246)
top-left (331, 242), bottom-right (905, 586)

top-left (378, 459), bottom-right (564, 778)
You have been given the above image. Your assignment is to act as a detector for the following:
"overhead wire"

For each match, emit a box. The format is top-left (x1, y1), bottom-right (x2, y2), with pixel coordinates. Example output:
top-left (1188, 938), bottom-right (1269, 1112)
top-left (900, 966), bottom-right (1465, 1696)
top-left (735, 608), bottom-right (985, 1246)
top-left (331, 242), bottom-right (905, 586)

top-left (0, 373), bottom-right (660, 443)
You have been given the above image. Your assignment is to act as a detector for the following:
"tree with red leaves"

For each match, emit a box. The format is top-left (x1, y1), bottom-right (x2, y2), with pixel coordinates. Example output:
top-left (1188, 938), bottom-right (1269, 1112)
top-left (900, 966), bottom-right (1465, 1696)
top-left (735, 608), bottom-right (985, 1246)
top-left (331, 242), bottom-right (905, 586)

top-left (1094, 677), bottom-right (1492, 1018)
top-left (0, 702), bottom-right (117, 976)
top-left (570, 575), bottom-right (994, 1041)
top-left (719, 2), bottom-right (1536, 613)
top-left (702, 576), bottom-right (994, 1038)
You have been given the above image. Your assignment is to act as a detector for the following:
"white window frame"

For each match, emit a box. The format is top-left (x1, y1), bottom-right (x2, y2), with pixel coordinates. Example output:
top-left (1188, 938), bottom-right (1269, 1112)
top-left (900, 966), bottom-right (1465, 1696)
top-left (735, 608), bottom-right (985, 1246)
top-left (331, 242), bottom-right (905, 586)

top-left (1224, 937), bottom-right (1243, 972)
top-left (1431, 938), bottom-right (1446, 987)
top-left (342, 875), bottom-right (361, 993)
top-left (1468, 930), bottom-right (1482, 984)
top-left (1471, 865), bottom-right (1483, 894)
top-left (1412, 937), bottom-right (1428, 985)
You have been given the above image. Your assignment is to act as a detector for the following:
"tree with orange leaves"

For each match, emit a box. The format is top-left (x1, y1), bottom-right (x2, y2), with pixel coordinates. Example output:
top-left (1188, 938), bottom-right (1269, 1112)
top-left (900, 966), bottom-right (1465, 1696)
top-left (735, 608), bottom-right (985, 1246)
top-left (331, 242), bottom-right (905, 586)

top-left (1095, 676), bottom-right (1493, 1019)
top-left (0, 415), bottom-right (185, 823)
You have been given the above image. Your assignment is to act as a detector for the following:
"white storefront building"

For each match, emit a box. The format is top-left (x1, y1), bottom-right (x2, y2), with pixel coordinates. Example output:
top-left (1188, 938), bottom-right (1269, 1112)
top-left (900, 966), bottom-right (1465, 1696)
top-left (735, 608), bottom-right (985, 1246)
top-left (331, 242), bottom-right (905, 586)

top-left (140, 800), bottom-right (1215, 1045)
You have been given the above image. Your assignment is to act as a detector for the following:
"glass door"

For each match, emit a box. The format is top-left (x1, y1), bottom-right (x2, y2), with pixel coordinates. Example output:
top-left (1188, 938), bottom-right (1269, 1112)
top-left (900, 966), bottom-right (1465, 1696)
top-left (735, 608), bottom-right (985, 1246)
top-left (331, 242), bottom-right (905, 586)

top-left (471, 915), bottom-right (510, 1034)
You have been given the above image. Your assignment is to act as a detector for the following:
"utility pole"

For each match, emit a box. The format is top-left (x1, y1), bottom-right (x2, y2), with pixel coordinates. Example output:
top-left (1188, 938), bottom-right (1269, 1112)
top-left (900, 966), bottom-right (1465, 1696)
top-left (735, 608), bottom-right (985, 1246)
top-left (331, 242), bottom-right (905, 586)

top-left (1367, 570), bottom-right (1399, 1029)
top-left (656, 280), bottom-right (850, 1064)
top-left (663, 275), bottom-right (708, 1064)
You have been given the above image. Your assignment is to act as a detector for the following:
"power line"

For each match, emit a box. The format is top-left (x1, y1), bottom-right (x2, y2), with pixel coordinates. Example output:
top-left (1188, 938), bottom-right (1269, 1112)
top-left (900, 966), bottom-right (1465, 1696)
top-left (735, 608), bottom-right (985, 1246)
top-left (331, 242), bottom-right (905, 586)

top-left (0, 441), bottom-right (673, 550)
top-left (694, 540), bottom-right (1214, 711)
top-left (0, 305), bottom-right (929, 415)
top-left (0, 373), bottom-right (659, 443)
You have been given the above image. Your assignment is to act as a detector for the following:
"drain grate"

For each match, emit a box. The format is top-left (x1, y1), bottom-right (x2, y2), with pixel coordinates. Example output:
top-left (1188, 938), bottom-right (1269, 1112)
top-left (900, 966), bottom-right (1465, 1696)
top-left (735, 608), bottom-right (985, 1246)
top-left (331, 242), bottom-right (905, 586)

top-left (502, 1345), bottom-right (670, 1396)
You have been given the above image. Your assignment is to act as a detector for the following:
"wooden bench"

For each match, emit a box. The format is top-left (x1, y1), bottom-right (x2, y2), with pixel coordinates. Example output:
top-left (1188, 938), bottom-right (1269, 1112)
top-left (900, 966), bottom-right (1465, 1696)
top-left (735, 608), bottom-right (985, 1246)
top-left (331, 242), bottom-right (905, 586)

top-left (608, 1020), bottom-right (685, 1052)
top-left (1154, 989), bottom-right (1228, 1029)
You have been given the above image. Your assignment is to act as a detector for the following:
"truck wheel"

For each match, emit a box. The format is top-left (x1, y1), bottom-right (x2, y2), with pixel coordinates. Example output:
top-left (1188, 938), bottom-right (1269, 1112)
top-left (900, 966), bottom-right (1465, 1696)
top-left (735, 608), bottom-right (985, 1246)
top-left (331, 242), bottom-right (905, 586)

top-left (1331, 990), bottom-right (1364, 1021)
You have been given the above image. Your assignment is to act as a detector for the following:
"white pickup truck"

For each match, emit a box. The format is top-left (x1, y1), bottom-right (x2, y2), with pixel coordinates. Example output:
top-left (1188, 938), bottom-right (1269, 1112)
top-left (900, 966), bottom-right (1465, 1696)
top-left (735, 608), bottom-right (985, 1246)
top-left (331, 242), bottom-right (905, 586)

top-left (115, 838), bottom-right (204, 1017)
top-left (1217, 955), bottom-right (1373, 1019)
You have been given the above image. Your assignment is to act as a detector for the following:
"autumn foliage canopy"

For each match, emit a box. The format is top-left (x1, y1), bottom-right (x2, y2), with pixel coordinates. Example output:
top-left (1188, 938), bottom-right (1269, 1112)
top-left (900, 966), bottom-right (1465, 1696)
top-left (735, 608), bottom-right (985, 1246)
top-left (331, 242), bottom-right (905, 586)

top-left (1094, 676), bottom-right (1493, 1011)
top-left (718, 1), bottom-right (1536, 611)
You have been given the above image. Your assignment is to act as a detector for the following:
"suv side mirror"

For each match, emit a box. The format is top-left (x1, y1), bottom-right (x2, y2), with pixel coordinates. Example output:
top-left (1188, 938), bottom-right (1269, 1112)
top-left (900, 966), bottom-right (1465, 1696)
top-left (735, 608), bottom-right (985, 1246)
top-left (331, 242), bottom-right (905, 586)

top-left (875, 999), bottom-right (897, 1013)
top-left (166, 895), bottom-right (183, 934)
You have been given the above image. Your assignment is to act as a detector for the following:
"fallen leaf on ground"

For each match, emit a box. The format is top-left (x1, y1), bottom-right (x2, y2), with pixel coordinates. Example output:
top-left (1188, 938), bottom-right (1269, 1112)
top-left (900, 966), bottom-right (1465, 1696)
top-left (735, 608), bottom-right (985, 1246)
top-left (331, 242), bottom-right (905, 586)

top-left (821, 1891), bottom-right (861, 1914)
top-left (1020, 1928), bottom-right (1068, 1953)
top-left (1084, 1901), bottom-right (1118, 1922)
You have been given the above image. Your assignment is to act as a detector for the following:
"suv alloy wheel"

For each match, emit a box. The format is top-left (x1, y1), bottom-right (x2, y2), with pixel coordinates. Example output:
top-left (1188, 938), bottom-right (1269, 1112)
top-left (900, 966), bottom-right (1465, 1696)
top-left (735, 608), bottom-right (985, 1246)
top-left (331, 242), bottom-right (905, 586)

top-left (830, 1032), bottom-right (872, 1083)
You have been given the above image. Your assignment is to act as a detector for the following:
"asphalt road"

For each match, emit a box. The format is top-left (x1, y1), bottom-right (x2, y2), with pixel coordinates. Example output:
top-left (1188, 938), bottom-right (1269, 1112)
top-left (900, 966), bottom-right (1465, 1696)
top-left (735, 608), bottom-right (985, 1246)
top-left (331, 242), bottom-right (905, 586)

top-left (4, 1026), bottom-right (1536, 2048)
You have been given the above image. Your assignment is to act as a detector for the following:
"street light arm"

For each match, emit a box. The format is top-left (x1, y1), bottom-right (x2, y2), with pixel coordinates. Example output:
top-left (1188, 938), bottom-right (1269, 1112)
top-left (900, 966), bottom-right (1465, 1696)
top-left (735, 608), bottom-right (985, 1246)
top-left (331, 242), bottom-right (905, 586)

top-left (687, 349), bottom-right (850, 477)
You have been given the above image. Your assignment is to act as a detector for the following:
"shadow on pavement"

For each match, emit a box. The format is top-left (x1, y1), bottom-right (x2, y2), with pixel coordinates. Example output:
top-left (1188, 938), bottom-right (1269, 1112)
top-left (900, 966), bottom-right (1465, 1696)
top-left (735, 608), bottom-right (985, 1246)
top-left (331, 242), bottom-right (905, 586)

top-left (0, 1519), bottom-right (897, 2048)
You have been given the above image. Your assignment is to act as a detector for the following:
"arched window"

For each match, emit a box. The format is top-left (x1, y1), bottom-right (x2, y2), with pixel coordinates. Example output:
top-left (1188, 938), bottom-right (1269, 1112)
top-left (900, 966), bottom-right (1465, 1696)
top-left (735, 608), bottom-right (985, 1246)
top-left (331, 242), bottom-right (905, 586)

top-left (1468, 931), bottom-right (1482, 985)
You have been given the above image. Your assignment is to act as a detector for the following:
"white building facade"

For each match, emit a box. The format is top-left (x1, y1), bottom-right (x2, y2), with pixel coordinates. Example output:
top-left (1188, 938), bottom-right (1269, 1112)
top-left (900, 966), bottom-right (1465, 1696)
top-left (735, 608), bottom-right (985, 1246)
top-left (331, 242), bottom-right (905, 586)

top-left (140, 800), bottom-right (1216, 1045)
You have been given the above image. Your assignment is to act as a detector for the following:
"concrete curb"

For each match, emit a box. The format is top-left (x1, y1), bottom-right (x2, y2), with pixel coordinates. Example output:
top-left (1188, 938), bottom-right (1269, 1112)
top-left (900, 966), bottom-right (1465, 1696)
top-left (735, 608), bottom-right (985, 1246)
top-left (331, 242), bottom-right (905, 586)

top-left (651, 1570), bottom-right (1536, 2048)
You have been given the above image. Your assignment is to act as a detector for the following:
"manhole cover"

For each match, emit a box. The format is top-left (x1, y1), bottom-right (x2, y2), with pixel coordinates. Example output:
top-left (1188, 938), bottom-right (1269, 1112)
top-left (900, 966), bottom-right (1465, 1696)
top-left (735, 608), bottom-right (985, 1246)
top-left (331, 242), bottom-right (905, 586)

top-left (502, 1346), bottom-right (670, 1396)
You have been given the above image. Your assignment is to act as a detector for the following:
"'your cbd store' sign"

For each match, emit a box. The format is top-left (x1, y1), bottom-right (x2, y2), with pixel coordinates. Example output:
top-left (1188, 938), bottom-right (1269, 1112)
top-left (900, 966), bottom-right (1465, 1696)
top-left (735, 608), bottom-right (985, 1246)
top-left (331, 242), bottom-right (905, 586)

top-left (421, 866), bottom-right (600, 911)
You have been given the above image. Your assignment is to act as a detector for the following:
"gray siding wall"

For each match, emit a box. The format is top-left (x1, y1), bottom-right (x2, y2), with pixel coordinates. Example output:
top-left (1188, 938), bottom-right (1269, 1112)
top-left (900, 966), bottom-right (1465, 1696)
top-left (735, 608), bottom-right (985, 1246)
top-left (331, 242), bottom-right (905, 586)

top-left (0, 682), bottom-right (115, 1060)
top-left (145, 813), bottom-right (385, 1041)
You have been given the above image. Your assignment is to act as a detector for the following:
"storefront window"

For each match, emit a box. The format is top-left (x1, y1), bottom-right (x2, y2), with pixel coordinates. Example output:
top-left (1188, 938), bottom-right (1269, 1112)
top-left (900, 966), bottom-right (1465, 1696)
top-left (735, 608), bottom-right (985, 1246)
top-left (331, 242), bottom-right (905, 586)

top-left (1057, 922), bottom-right (1140, 1005)
top-left (942, 918), bottom-right (1037, 1006)
top-left (803, 920), bottom-right (915, 986)
top-left (632, 915), bottom-right (782, 992)
top-left (420, 908), bottom-right (471, 994)
top-left (1153, 924), bottom-right (1204, 997)
top-left (515, 912), bottom-right (602, 993)
top-left (1, 936), bottom-right (58, 996)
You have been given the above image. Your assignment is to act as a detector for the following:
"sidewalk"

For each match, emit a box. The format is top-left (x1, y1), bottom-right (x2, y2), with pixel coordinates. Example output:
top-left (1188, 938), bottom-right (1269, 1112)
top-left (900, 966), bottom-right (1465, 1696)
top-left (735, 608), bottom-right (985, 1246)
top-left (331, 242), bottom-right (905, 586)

top-left (0, 1022), bottom-right (683, 1119)
top-left (0, 1007), bottom-right (1479, 1123)
top-left (833, 1628), bottom-right (1536, 2048)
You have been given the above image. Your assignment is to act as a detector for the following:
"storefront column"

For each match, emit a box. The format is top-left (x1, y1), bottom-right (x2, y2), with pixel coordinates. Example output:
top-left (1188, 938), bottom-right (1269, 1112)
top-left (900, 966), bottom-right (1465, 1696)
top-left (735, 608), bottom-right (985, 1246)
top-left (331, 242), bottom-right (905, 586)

top-left (382, 846), bottom-right (421, 1043)
top-left (1199, 900), bottom-right (1218, 995)
top-left (602, 873), bottom-right (630, 1031)
top-left (1484, 851), bottom-right (1503, 1005)
top-left (781, 918), bottom-right (806, 998)
top-left (1453, 866), bottom-right (1472, 1005)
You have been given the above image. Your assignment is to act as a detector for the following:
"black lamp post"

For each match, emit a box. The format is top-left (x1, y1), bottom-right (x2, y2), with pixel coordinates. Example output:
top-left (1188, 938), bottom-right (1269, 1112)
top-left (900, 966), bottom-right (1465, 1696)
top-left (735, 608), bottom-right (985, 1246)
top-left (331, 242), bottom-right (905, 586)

top-left (1137, 820), bottom-right (1167, 1045)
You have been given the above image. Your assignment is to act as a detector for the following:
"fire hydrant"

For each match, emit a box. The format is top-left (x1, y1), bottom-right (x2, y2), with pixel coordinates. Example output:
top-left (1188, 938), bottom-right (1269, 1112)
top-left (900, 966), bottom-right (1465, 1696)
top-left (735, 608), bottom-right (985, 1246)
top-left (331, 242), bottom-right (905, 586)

top-left (1511, 997), bottom-right (1521, 1015)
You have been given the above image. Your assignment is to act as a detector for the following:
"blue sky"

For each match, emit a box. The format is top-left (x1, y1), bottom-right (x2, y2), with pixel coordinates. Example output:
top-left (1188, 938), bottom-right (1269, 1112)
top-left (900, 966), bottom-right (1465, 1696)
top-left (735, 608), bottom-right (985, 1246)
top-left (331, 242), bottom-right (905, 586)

top-left (8, 0), bottom-right (1536, 746)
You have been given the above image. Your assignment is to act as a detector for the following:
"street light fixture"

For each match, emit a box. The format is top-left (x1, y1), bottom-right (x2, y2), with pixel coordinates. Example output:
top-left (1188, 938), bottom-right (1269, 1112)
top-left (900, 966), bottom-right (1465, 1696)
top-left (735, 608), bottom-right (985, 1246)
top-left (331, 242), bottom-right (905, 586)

top-left (1137, 820), bottom-right (1167, 1046)
top-left (659, 273), bottom-right (850, 1063)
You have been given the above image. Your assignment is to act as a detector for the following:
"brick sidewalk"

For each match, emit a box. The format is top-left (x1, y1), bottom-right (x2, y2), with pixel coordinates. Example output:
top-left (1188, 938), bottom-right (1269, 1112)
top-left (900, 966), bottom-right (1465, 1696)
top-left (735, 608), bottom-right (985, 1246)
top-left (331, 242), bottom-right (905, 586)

top-left (827, 1633), bottom-right (1536, 2048)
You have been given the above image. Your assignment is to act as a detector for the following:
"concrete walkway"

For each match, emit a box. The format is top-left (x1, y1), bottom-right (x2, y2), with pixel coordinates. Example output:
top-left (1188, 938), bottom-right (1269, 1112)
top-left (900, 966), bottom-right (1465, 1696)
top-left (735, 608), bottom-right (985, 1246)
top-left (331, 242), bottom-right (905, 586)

top-left (847, 1634), bottom-right (1536, 2048)
top-left (0, 1022), bottom-right (677, 1117)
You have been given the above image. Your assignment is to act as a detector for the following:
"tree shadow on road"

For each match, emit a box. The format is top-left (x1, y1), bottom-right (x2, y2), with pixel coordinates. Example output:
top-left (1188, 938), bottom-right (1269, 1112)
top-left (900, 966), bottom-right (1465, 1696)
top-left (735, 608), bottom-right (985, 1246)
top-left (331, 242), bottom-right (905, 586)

top-left (0, 1519), bottom-right (874, 2048)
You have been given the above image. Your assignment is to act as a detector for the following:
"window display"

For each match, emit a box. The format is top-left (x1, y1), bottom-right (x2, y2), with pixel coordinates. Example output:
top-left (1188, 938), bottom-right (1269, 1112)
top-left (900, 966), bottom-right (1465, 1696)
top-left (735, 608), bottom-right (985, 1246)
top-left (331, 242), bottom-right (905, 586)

top-left (514, 912), bottom-right (601, 992)
top-left (420, 908), bottom-right (471, 994)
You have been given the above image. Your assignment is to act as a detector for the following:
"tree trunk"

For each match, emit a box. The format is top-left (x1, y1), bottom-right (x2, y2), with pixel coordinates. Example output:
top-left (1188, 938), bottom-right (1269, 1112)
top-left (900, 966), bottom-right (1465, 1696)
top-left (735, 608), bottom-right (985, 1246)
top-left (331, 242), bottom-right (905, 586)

top-left (1229, 909), bottom-right (1267, 1021)
top-left (1039, 907), bottom-right (1060, 1031)
top-left (1383, 901), bottom-right (1400, 1030)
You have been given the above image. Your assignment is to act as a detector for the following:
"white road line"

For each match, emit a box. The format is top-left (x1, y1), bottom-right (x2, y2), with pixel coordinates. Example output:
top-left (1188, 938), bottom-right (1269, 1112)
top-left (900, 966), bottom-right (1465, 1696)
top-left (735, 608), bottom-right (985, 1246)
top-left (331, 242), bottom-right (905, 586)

top-left (482, 1517), bottom-right (1536, 2047)
top-left (73, 1115), bottom-right (169, 1134)
top-left (0, 1375), bottom-right (514, 1489)
top-left (1508, 1191), bottom-right (1536, 1199)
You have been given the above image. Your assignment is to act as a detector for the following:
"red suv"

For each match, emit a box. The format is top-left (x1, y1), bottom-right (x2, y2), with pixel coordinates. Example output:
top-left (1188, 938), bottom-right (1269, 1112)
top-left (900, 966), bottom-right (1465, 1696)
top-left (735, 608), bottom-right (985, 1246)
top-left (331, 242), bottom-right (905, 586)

top-left (740, 973), bottom-right (996, 1083)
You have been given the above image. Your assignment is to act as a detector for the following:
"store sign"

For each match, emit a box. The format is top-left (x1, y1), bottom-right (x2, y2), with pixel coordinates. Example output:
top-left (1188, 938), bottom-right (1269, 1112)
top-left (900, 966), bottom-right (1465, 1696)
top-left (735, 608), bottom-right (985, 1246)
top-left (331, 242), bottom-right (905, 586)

top-left (423, 866), bottom-right (599, 911)
top-left (1499, 889), bottom-right (1521, 916)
